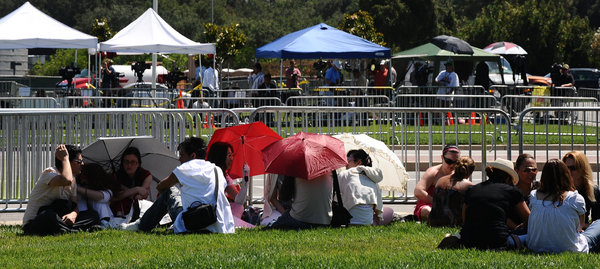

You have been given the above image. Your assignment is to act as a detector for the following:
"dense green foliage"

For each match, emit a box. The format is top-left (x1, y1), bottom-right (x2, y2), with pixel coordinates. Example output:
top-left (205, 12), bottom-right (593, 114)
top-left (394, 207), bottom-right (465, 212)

top-left (2, 0), bottom-right (600, 75)
top-left (1, 223), bottom-right (599, 268)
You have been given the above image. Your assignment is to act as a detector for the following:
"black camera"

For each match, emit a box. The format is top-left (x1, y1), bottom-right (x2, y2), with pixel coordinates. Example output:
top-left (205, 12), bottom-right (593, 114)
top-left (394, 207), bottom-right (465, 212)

top-left (164, 67), bottom-right (186, 89)
top-left (59, 65), bottom-right (81, 88)
top-left (131, 61), bottom-right (151, 83)
top-left (313, 60), bottom-right (329, 78)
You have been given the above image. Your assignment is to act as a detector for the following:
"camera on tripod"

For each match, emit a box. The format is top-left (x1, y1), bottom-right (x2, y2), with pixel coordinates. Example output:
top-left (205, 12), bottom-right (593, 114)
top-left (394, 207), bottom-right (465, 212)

top-left (59, 65), bottom-right (81, 88)
top-left (163, 67), bottom-right (186, 89)
top-left (131, 61), bottom-right (151, 83)
top-left (313, 60), bottom-right (329, 78)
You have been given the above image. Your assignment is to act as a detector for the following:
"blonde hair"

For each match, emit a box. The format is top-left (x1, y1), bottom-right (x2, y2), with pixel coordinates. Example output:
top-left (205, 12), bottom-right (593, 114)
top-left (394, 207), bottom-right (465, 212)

top-left (562, 151), bottom-right (596, 202)
top-left (452, 156), bottom-right (475, 184)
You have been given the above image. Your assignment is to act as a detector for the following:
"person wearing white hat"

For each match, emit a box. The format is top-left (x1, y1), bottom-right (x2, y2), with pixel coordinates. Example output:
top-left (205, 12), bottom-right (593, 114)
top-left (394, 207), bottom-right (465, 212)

top-left (372, 60), bottom-right (389, 87)
top-left (438, 158), bottom-right (530, 250)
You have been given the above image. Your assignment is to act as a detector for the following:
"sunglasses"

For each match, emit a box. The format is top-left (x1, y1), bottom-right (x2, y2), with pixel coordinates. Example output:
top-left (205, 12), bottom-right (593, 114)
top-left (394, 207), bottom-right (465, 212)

top-left (523, 167), bottom-right (538, 173)
top-left (443, 157), bottom-right (457, 165)
top-left (73, 159), bottom-right (84, 164)
top-left (568, 165), bottom-right (577, 171)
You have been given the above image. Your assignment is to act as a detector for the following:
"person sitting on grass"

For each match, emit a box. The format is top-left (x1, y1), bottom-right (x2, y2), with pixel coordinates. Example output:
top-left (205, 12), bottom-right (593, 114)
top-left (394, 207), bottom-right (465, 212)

top-left (22, 145), bottom-right (99, 235)
top-left (269, 173), bottom-right (333, 230)
top-left (110, 147), bottom-right (153, 222)
top-left (562, 151), bottom-right (600, 229)
top-left (122, 137), bottom-right (235, 234)
top-left (438, 159), bottom-right (530, 250)
top-left (428, 156), bottom-right (475, 227)
top-left (525, 159), bottom-right (600, 253)
top-left (337, 149), bottom-right (394, 226)
top-left (206, 141), bottom-right (254, 228)
top-left (413, 145), bottom-right (460, 222)
top-left (76, 163), bottom-right (122, 228)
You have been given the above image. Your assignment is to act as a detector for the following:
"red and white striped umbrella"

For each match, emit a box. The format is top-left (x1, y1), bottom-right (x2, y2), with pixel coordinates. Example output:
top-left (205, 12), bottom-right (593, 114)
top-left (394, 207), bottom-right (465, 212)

top-left (483, 41), bottom-right (527, 55)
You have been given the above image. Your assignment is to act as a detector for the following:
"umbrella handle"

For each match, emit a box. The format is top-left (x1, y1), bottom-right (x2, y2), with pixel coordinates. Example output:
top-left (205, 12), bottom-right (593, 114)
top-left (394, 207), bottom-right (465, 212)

top-left (243, 163), bottom-right (250, 182)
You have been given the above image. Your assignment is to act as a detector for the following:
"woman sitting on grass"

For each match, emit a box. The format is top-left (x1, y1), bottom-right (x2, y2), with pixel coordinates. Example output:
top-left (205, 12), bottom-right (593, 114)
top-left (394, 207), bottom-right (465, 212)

top-left (206, 142), bottom-right (253, 228)
top-left (438, 159), bottom-right (530, 250)
top-left (337, 149), bottom-right (394, 226)
top-left (110, 147), bottom-right (153, 222)
top-left (77, 163), bottom-right (122, 228)
top-left (428, 156), bottom-right (475, 227)
top-left (526, 159), bottom-right (600, 253)
top-left (562, 151), bottom-right (600, 228)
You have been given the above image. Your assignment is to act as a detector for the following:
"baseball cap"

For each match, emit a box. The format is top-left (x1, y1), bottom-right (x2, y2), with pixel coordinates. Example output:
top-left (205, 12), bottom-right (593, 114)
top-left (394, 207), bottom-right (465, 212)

top-left (333, 60), bottom-right (341, 69)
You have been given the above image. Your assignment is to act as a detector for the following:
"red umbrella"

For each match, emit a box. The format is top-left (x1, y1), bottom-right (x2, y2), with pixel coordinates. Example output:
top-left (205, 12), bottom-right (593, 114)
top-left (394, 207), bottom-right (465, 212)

top-left (207, 121), bottom-right (282, 179)
top-left (261, 132), bottom-right (348, 180)
top-left (483, 41), bottom-right (527, 55)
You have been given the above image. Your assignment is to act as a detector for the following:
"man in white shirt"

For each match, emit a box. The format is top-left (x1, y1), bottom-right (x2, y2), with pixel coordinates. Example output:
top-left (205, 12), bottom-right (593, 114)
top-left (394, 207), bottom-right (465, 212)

top-left (125, 137), bottom-right (235, 234)
top-left (202, 62), bottom-right (219, 93)
top-left (435, 61), bottom-right (459, 107)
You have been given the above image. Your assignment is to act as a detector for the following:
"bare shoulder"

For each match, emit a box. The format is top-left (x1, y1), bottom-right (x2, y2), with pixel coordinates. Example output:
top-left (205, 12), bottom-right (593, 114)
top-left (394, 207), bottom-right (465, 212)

top-left (419, 164), bottom-right (442, 185)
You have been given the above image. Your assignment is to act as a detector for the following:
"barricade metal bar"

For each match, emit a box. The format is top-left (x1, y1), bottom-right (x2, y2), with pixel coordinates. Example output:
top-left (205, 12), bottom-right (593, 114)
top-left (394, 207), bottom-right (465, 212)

top-left (0, 108), bottom-right (239, 211)
top-left (396, 85), bottom-right (487, 96)
top-left (62, 96), bottom-right (172, 108)
top-left (0, 97), bottom-right (60, 108)
top-left (185, 97), bottom-right (283, 109)
top-left (392, 94), bottom-right (497, 108)
top-left (286, 95), bottom-right (390, 107)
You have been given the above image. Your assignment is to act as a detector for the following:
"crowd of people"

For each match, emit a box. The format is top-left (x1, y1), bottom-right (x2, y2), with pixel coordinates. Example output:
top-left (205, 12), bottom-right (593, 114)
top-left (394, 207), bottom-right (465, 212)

top-left (22, 137), bottom-right (395, 235)
top-left (414, 145), bottom-right (600, 253)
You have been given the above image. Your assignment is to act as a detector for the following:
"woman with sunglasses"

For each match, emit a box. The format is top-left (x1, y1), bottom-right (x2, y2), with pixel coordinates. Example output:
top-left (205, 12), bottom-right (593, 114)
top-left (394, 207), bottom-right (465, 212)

top-left (515, 154), bottom-right (539, 203)
top-left (562, 151), bottom-right (600, 229)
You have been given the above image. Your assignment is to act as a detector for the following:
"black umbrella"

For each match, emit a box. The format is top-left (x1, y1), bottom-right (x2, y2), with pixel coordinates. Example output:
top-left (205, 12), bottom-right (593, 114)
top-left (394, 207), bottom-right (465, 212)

top-left (431, 35), bottom-right (474, 55)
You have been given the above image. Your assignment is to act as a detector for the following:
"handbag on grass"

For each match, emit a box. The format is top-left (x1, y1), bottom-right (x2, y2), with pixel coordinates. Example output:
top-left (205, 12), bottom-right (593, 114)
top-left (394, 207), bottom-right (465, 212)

top-left (330, 170), bottom-right (352, 227)
top-left (182, 168), bottom-right (219, 231)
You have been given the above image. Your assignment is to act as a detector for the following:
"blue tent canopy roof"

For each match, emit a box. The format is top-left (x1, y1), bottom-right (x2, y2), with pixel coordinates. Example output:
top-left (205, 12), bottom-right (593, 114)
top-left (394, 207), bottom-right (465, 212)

top-left (256, 23), bottom-right (390, 59)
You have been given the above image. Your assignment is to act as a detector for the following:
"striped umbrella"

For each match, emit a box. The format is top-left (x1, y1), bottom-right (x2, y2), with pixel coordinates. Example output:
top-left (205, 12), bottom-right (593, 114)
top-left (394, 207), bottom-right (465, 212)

top-left (483, 41), bottom-right (527, 55)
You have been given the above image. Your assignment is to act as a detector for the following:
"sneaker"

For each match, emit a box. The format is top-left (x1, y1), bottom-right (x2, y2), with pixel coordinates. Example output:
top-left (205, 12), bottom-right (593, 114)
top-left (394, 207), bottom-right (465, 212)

top-left (437, 234), bottom-right (461, 249)
top-left (120, 219), bottom-right (140, 231)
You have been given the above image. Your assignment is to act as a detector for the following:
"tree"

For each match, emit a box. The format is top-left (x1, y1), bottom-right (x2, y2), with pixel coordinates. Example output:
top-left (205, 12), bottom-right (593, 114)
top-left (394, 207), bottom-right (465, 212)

top-left (90, 18), bottom-right (114, 42)
top-left (339, 10), bottom-right (385, 46)
top-left (459, 0), bottom-right (594, 74)
top-left (30, 49), bottom-right (88, 76)
top-left (203, 23), bottom-right (247, 68)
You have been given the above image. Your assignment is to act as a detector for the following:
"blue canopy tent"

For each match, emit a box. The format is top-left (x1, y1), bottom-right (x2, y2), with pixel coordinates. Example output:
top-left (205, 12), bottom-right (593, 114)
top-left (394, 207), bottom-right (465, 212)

top-left (255, 23), bottom-right (391, 85)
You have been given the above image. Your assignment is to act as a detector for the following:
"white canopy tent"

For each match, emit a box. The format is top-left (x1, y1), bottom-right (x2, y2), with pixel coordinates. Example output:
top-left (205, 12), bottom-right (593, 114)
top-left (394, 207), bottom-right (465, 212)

top-left (99, 8), bottom-right (215, 89)
top-left (0, 2), bottom-right (97, 49)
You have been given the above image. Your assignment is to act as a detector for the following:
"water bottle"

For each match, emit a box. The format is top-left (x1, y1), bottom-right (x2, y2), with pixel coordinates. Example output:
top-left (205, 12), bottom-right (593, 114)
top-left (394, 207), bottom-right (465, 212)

top-left (243, 163), bottom-right (250, 182)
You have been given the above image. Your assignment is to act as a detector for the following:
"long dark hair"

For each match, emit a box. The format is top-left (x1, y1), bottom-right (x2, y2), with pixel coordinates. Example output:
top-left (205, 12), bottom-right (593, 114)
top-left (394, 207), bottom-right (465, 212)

top-left (538, 159), bottom-right (575, 206)
top-left (347, 149), bottom-right (372, 167)
top-left (79, 163), bottom-right (121, 195)
top-left (207, 142), bottom-right (233, 172)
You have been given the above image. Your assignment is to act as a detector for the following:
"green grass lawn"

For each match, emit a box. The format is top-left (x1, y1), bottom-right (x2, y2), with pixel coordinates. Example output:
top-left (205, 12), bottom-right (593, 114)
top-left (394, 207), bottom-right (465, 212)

top-left (1, 222), bottom-right (598, 268)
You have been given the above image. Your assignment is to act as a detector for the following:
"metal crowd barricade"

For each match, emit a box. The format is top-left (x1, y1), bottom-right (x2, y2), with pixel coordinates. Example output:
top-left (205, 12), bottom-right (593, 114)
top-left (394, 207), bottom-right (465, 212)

top-left (393, 94), bottom-right (497, 108)
top-left (62, 96), bottom-right (172, 108)
top-left (518, 107), bottom-right (600, 184)
top-left (0, 108), bottom-right (239, 212)
top-left (501, 95), bottom-right (598, 121)
top-left (576, 87), bottom-right (600, 99)
top-left (310, 86), bottom-right (395, 99)
top-left (0, 97), bottom-right (60, 108)
top-left (249, 106), bottom-right (512, 202)
top-left (396, 85), bottom-right (488, 96)
top-left (184, 97), bottom-right (283, 109)
top-left (286, 95), bottom-right (390, 107)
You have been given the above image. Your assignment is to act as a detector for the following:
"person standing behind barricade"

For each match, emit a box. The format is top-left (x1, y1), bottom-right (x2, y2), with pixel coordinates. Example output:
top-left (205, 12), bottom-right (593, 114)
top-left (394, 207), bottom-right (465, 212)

top-left (22, 145), bottom-right (100, 235)
top-left (285, 60), bottom-right (302, 89)
top-left (413, 145), bottom-right (460, 222)
top-left (257, 73), bottom-right (277, 125)
top-left (248, 62), bottom-right (265, 90)
top-left (101, 59), bottom-right (116, 107)
top-left (475, 61), bottom-right (491, 92)
top-left (435, 61), bottom-right (459, 108)
top-left (372, 60), bottom-right (388, 87)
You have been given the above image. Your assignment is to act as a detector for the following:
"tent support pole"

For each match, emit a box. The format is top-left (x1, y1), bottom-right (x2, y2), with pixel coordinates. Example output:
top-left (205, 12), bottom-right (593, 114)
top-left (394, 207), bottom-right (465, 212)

top-left (280, 59), bottom-right (283, 87)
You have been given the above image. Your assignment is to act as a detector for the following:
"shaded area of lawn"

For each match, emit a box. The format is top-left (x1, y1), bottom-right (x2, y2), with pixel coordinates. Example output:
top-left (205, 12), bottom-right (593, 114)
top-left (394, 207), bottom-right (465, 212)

top-left (1, 223), bottom-right (597, 268)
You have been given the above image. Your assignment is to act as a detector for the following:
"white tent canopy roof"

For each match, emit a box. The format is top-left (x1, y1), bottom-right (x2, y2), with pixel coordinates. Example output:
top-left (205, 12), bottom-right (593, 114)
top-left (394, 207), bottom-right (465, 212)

top-left (0, 2), bottom-right (97, 49)
top-left (100, 8), bottom-right (215, 54)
